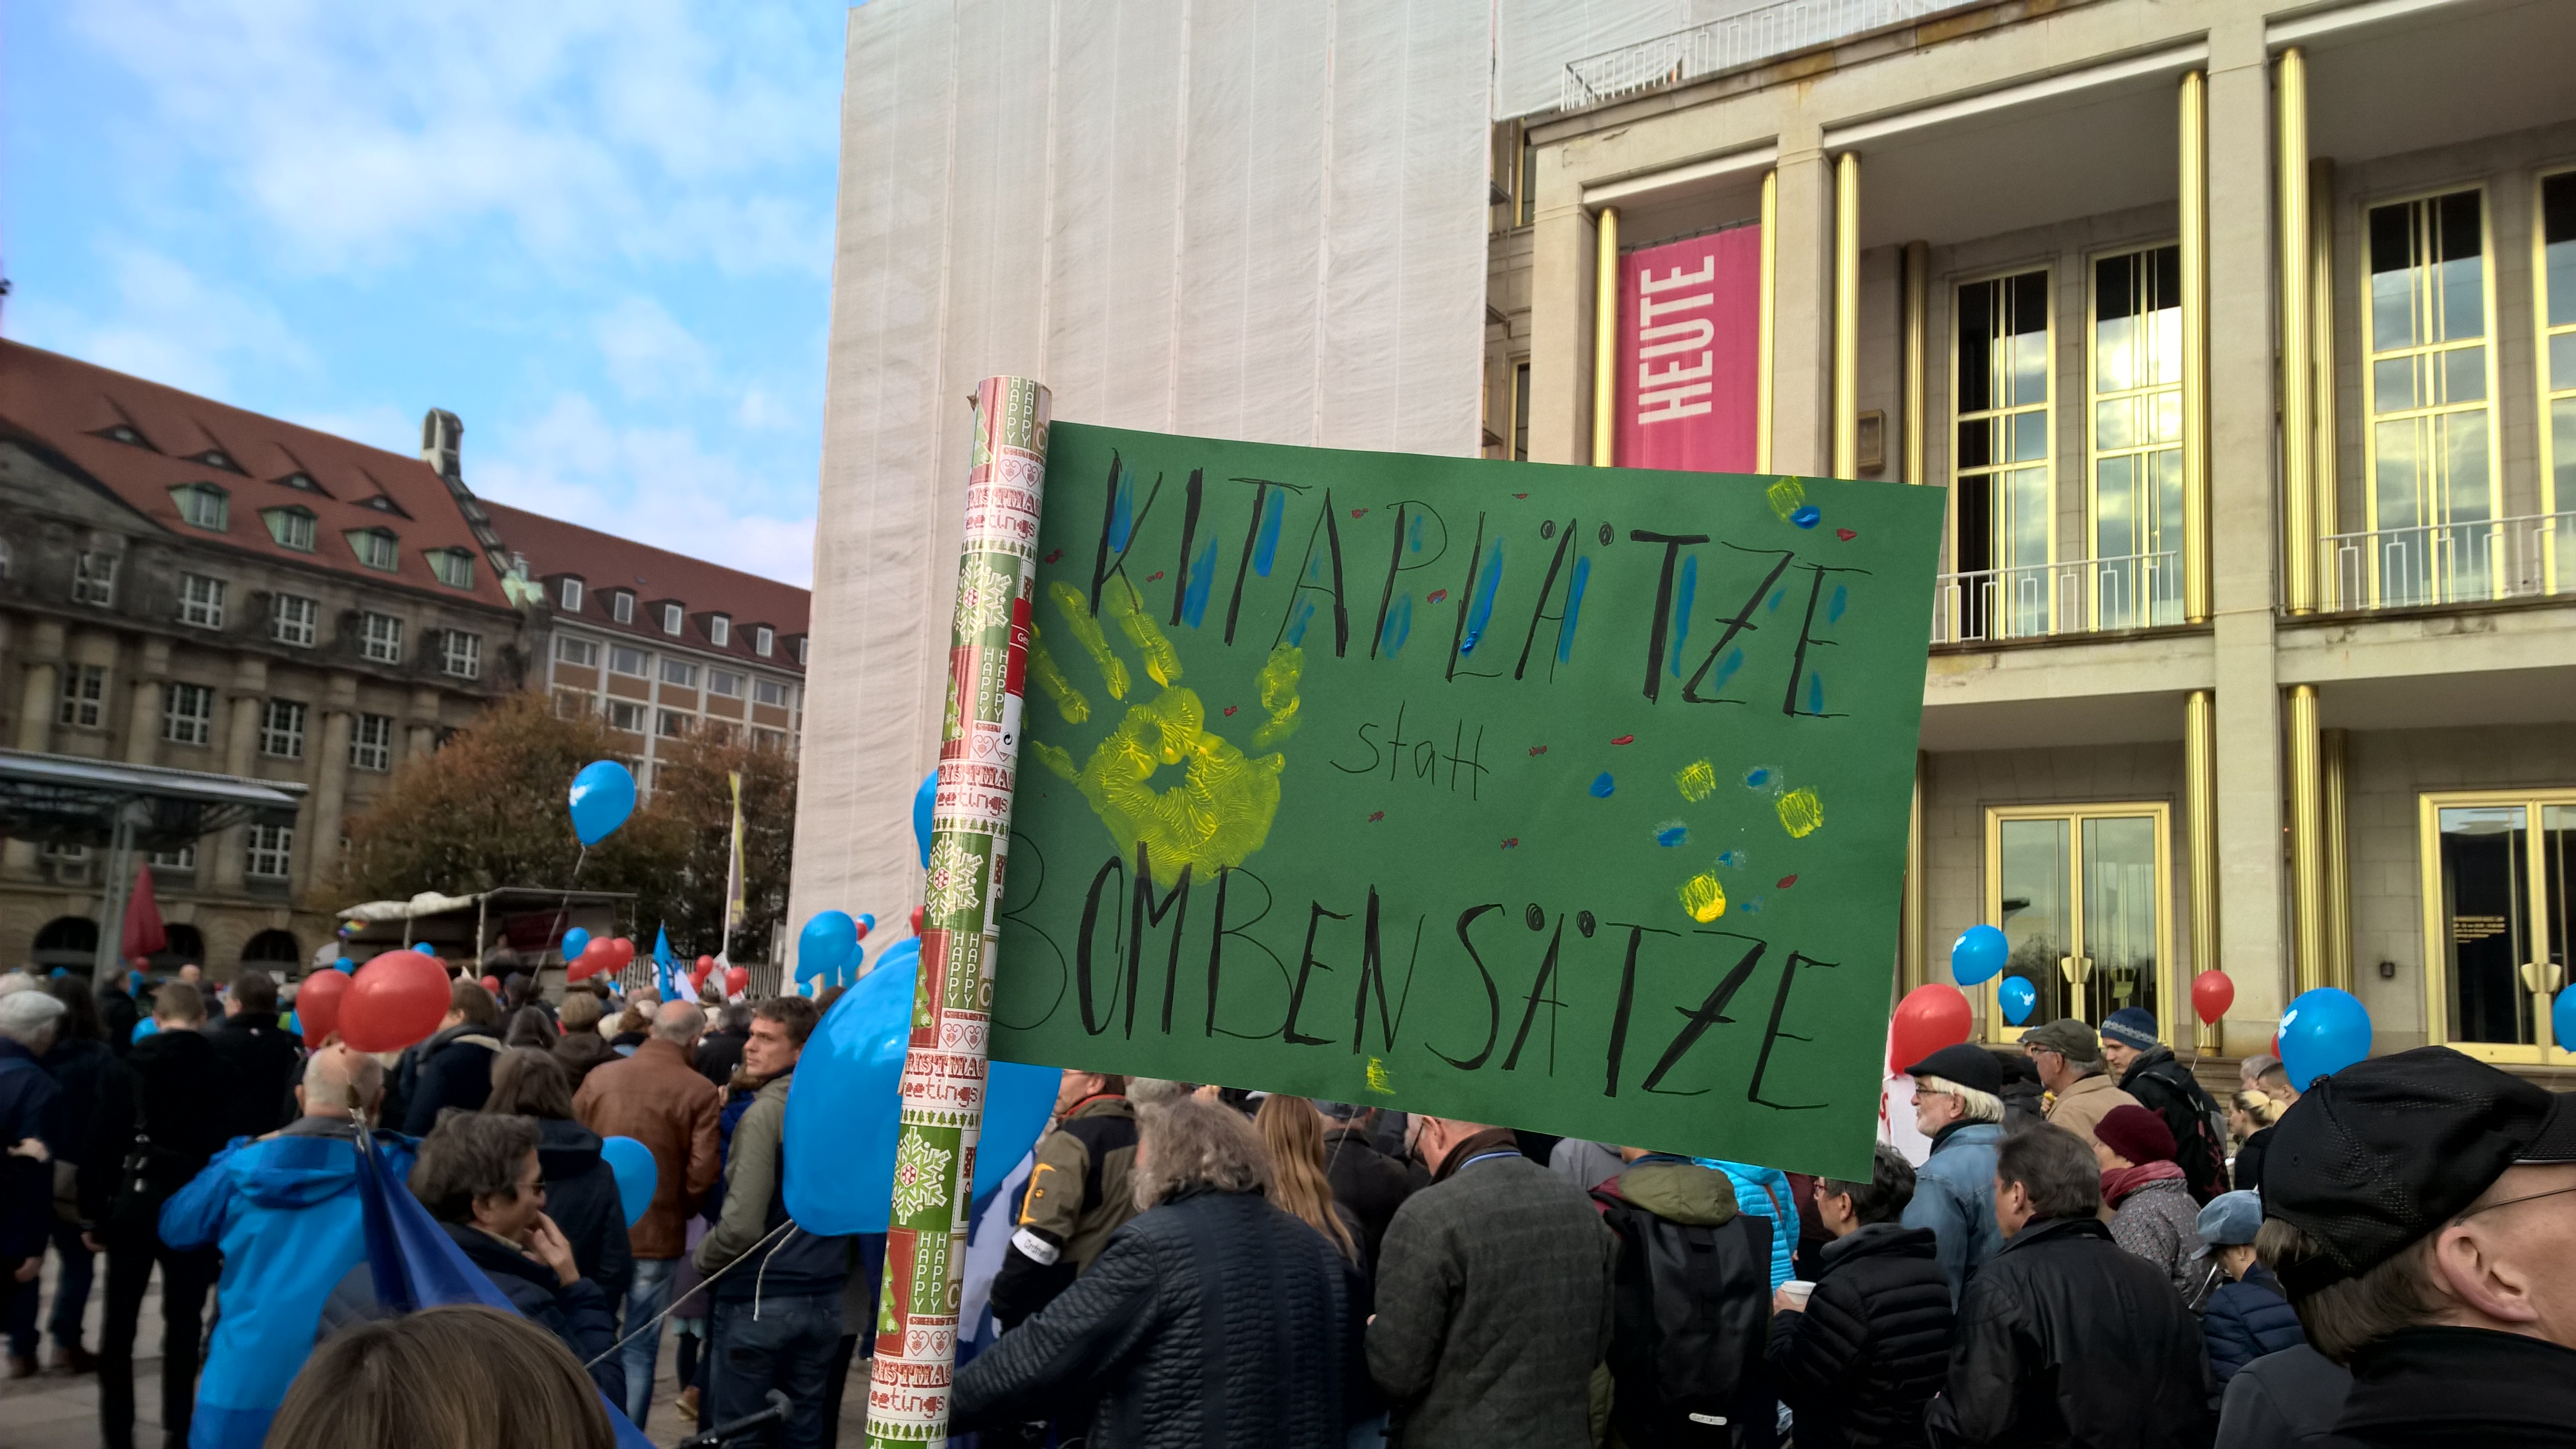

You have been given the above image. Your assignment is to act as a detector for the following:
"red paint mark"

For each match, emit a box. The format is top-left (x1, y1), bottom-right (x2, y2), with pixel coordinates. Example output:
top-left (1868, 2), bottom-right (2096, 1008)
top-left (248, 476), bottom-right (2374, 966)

top-left (1501, 838), bottom-right (1520, 849)
top-left (1834, 529), bottom-right (1857, 541)
top-left (1426, 589), bottom-right (1449, 604)
top-left (1368, 811), bottom-right (1385, 823)
top-left (1527, 745), bottom-right (1548, 756)
top-left (1350, 508), bottom-right (1369, 518)
top-left (1610, 734), bottom-right (1635, 746)
top-left (1146, 570), bottom-right (1165, 582)
top-left (1777, 875), bottom-right (1799, 889)
top-left (1512, 493), bottom-right (1529, 499)
top-left (1222, 706), bottom-right (1238, 716)
top-left (1044, 549), bottom-right (1064, 564)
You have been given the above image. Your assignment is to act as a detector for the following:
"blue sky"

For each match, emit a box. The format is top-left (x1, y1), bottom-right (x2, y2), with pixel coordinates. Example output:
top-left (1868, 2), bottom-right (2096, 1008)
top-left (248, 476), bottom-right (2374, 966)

top-left (4, 0), bottom-right (850, 586)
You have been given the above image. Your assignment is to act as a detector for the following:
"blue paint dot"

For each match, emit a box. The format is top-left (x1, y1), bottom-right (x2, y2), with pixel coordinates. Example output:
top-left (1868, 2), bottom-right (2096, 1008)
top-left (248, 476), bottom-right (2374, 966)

top-left (1791, 505), bottom-right (1821, 529)
top-left (1590, 773), bottom-right (1615, 798)
top-left (1655, 825), bottom-right (1688, 847)
top-left (1744, 768), bottom-right (1771, 788)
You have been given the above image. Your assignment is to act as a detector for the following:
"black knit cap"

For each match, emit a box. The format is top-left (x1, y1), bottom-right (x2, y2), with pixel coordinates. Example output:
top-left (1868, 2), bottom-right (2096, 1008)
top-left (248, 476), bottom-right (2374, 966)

top-left (2263, 1046), bottom-right (2576, 1295)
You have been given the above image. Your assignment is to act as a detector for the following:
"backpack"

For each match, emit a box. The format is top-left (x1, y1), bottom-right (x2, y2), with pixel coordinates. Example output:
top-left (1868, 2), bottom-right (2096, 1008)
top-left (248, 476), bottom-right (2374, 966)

top-left (1591, 1189), bottom-right (1777, 1449)
top-left (2129, 1058), bottom-right (2230, 1205)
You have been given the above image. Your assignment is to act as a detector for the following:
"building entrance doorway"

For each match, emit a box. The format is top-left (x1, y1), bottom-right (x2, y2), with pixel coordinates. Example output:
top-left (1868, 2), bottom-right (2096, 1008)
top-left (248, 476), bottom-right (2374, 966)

top-left (2421, 793), bottom-right (2576, 1065)
top-left (1983, 803), bottom-right (2172, 1044)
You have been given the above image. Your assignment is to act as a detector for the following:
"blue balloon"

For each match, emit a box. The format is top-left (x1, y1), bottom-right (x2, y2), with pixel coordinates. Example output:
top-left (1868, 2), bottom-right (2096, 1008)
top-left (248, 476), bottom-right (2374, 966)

top-left (1950, 924), bottom-right (2009, 987)
top-left (1999, 975), bottom-right (2038, 1026)
top-left (561, 928), bottom-right (592, 963)
top-left (286, 1011), bottom-right (301, 1037)
top-left (2279, 987), bottom-right (2373, 1089)
top-left (798, 911), bottom-right (860, 987)
top-left (47, 966), bottom-right (65, 978)
top-left (979, 1058), bottom-right (1062, 1199)
top-left (2556, 985), bottom-right (2576, 1055)
top-left (913, 770), bottom-right (937, 869)
top-left (600, 1136), bottom-right (657, 1228)
top-left (334, 957), bottom-right (355, 974)
top-left (568, 759), bottom-right (638, 847)
top-left (413, 942), bottom-right (437, 956)
top-left (132, 1017), bottom-right (159, 1044)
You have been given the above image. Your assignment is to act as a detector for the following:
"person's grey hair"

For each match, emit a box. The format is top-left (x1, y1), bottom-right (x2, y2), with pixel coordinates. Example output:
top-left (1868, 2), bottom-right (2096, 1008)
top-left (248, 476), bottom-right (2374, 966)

top-left (409, 1113), bottom-right (541, 1223)
top-left (303, 1048), bottom-right (386, 1110)
top-left (1127, 1078), bottom-right (1192, 1108)
top-left (557, 991), bottom-right (603, 1032)
top-left (0, 989), bottom-right (67, 1046)
top-left (1995, 1123), bottom-right (2103, 1220)
top-left (0, 970), bottom-right (37, 999)
top-left (651, 1000), bottom-right (708, 1045)
top-left (718, 1002), bottom-right (754, 1034)
top-left (1914, 1074), bottom-right (2004, 1125)
top-left (1132, 1097), bottom-right (1271, 1211)
top-left (1824, 1143), bottom-right (1920, 1226)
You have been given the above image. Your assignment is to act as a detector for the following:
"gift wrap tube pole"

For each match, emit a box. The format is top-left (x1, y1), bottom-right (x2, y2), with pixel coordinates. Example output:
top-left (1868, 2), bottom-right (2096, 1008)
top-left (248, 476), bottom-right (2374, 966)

top-left (864, 376), bottom-right (1049, 1447)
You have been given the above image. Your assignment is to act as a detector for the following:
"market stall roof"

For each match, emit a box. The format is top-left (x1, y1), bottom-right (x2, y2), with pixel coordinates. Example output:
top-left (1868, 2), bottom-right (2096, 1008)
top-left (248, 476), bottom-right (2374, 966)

top-left (336, 887), bottom-right (635, 922)
top-left (0, 748), bottom-right (305, 850)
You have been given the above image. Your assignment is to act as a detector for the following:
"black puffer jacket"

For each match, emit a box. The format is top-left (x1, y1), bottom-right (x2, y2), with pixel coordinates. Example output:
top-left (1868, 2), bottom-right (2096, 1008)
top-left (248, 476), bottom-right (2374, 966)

top-left (1320, 1124), bottom-right (1421, 1272)
top-left (1770, 1223), bottom-right (1955, 1449)
top-left (2203, 1266), bottom-right (2305, 1396)
top-left (954, 1186), bottom-right (1370, 1449)
top-left (398, 1024), bottom-right (502, 1136)
top-left (1924, 1216), bottom-right (2212, 1449)
top-left (531, 1116), bottom-right (633, 1301)
top-left (439, 1220), bottom-right (624, 1406)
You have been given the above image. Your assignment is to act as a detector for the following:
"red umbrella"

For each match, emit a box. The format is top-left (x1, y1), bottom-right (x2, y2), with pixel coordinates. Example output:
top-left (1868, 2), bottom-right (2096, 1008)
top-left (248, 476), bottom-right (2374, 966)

top-left (122, 862), bottom-right (168, 963)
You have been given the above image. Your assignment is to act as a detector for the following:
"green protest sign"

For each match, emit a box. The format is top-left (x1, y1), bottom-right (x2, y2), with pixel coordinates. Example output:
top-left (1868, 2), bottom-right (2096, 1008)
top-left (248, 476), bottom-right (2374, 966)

top-left (990, 424), bottom-right (1944, 1177)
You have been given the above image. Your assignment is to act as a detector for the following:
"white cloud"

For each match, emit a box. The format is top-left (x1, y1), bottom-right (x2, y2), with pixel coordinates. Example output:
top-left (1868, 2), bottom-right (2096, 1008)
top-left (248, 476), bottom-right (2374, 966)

top-left (472, 392), bottom-right (816, 586)
top-left (11, 242), bottom-right (315, 398)
top-left (594, 297), bottom-right (716, 402)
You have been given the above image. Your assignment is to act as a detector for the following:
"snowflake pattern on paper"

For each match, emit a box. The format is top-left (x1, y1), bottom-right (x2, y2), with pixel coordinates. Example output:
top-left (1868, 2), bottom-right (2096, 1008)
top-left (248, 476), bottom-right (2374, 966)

top-left (924, 837), bottom-right (983, 924)
top-left (891, 1128), bottom-right (954, 1222)
top-left (954, 561), bottom-right (1017, 638)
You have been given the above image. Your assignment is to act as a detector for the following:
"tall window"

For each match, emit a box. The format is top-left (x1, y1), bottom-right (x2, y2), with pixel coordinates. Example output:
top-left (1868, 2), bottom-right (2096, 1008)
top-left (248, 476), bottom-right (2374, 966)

top-left (662, 603), bottom-right (684, 635)
top-left (176, 573), bottom-right (227, 629)
top-left (72, 551), bottom-right (118, 607)
top-left (709, 615), bottom-right (731, 647)
top-left (611, 591), bottom-right (635, 625)
top-left (348, 529), bottom-right (399, 571)
top-left (754, 625), bottom-right (774, 657)
top-left (561, 577), bottom-right (585, 612)
top-left (2541, 173), bottom-right (2576, 536)
top-left (264, 507), bottom-right (317, 551)
top-left (1511, 360), bottom-right (1531, 461)
top-left (172, 483), bottom-right (230, 531)
top-left (360, 613), bottom-right (403, 664)
top-left (351, 714), bottom-right (394, 771)
top-left (58, 665), bottom-right (106, 727)
top-left (261, 700), bottom-right (308, 759)
top-left (245, 824), bottom-right (294, 880)
top-left (2089, 246), bottom-right (2185, 629)
top-left (1955, 270), bottom-right (2054, 637)
top-left (441, 631), bottom-right (482, 679)
top-left (1516, 126), bottom-right (1538, 228)
top-left (271, 594), bottom-right (319, 647)
top-left (427, 548), bottom-right (475, 588)
top-left (2365, 189), bottom-right (2497, 605)
top-left (163, 683), bottom-right (215, 745)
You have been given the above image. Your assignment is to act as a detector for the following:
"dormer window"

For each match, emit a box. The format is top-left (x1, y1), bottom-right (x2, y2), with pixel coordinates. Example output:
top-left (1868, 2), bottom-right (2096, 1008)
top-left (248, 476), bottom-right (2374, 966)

top-left (274, 472), bottom-right (319, 492)
top-left (611, 591), bottom-right (634, 625)
top-left (754, 625), bottom-right (774, 657)
top-left (172, 483), bottom-right (229, 531)
top-left (662, 603), bottom-right (683, 636)
top-left (427, 548), bottom-right (476, 589)
top-left (795, 637), bottom-right (808, 666)
top-left (709, 615), bottom-right (730, 647)
top-left (561, 578), bottom-right (585, 612)
top-left (100, 424), bottom-right (153, 449)
top-left (264, 506), bottom-right (317, 552)
top-left (348, 528), bottom-right (399, 571)
top-left (358, 495), bottom-right (410, 517)
top-left (192, 450), bottom-right (243, 474)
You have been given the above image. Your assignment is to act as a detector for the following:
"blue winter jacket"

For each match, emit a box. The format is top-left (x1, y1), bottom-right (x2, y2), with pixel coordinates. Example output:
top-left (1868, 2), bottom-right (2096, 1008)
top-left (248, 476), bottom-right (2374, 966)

top-left (1698, 1159), bottom-right (1797, 1290)
top-left (1899, 1121), bottom-right (2005, 1304)
top-left (2203, 1264), bottom-right (2307, 1392)
top-left (159, 1122), bottom-right (420, 1449)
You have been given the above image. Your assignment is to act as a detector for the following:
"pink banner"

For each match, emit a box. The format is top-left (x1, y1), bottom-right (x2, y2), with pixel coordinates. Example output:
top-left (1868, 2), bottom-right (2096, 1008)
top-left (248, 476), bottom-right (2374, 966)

top-left (1614, 226), bottom-right (1761, 472)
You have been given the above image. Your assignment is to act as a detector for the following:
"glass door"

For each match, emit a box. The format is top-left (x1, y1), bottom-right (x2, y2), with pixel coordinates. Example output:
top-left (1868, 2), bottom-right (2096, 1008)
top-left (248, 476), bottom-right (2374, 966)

top-left (2420, 792), bottom-right (2576, 1064)
top-left (1984, 803), bottom-right (2174, 1043)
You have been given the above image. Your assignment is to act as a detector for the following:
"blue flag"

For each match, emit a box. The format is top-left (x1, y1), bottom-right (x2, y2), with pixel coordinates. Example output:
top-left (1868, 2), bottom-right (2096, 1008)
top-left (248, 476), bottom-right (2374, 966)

top-left (653, 924), bottom-right (678, 1000)
top-left (349, 1128), bottom-right (654, 1448)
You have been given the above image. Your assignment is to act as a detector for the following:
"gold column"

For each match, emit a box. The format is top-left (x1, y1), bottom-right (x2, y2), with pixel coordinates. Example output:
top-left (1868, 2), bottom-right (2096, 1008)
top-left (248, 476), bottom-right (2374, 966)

top-left (1903, 240), bottom-right (1928, 486)
top-left (1756, 172), bottom-right (1778, 473)
top-left (1592, 206), bottom-right (1620, 467)
top-left (2288, 683), bottom-right (2326, 993)
top-left (2186, 689), bottom-right (2220, 1051)
top-left (1831, 152), bottom-right (1861, 478)
top-left (2311, 158), bottom-right (2340, 606)
top-left (2278, 49), bottom-right (2317, 615)
top-left (2180, 70), bottom-right (2212, 623)
top-left (2322, 727), bottom-right (2351, 992)
top-left (1903, 750), bottom-right (1927, 989)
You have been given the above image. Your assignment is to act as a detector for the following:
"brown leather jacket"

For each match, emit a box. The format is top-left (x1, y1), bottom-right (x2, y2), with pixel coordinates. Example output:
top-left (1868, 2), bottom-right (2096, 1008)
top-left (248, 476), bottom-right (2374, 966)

top-left (571, 1036), bottom-right (722, 1260)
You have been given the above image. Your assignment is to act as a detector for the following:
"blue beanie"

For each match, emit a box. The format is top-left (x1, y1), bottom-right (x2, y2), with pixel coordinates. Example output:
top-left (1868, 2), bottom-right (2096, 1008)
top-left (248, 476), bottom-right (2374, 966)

top-left (2101, 1006), bottom-right (2160, 1052)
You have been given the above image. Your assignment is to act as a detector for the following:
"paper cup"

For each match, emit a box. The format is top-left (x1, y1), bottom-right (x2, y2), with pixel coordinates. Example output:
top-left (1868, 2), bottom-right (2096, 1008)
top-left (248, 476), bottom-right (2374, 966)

top-left (1779, 1279), bottom-right (1817, 1311)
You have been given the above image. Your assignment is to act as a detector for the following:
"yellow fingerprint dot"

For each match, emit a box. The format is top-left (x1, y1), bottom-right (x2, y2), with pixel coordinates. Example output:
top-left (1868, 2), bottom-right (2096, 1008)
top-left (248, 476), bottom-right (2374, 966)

top-left (1674, 759), bottom-right (1717, 803)
top-left (1679, 873), bottom-right (1727, 923)
top-left (1778, 786), bottom-right (1824, 839)
top-left (1766, 476), bottom-right (1808, 522)
top-left (1365, 1057), bottom-right (1396, 1095)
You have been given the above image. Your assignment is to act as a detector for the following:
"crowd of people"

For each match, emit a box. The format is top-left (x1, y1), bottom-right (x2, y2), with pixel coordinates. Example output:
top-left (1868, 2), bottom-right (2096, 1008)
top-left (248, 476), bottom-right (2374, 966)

top-left (5, 959), bottom-right (2575, 1449)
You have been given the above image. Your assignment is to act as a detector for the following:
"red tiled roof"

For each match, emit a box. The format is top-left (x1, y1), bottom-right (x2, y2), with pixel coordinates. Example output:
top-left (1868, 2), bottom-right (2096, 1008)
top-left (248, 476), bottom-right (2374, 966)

top-left (480, 499), bottom-right (808, 674)
top-left (0, 340), bottom-right (517, 610)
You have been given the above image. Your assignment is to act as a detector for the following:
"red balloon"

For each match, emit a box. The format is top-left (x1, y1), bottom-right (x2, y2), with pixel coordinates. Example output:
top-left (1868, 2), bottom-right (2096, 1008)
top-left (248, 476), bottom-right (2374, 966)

top-left (341, 952), bottom-right (451, 1052)
top-left (724, 966), bottom-right (749, 995)
top-left (1889, 983), bottom-right (1975, 1073)
top-left (610, 937), bottom-right (637, 968)
top-left (2192, 970), bottom-right (2236, 1025)
top-left (909, 906), bottom-right (925, 936)
top-left (696, 955), bottom-right (715, 972)
top-left (480, 975), bottom-right (502, 994)
top-left (298, 969), bottom-right (351, 1045)
top-left (570, 938), bottom-right (620, 982)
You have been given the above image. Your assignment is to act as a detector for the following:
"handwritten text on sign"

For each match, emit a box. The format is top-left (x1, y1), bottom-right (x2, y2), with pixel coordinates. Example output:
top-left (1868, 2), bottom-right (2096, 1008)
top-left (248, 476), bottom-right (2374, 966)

top-left (990, 426), bottom-right (1943, 1177)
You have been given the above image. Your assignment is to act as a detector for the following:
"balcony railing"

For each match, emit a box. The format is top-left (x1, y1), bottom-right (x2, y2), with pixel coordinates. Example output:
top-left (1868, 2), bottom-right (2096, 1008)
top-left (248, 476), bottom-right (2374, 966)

top-left (1932, 552), bottom-right (2183, 645)
top-left (2320, 511), bottom-right (2576, 612)
top-left (1561, 0), bottom-right (1966, 113)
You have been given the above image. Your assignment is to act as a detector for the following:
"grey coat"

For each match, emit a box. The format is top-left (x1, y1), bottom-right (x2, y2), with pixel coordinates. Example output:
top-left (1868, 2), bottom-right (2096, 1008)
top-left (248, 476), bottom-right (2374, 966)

top-left (2108, 1176), bottom-right (2206, 1297)
top-left (1366, 1150), bottom-right (1617, 1449)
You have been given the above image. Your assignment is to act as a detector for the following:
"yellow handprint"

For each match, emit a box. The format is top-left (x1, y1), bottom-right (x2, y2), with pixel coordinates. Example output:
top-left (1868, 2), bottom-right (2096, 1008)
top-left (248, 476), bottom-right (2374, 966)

top-left (1028, 577), bottom-right (1300, 888)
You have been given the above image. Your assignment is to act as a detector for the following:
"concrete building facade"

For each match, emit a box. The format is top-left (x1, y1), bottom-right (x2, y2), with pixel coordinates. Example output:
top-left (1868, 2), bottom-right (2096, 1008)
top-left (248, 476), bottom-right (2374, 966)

top-left (1496, 0), bottom-right (2576, 1070)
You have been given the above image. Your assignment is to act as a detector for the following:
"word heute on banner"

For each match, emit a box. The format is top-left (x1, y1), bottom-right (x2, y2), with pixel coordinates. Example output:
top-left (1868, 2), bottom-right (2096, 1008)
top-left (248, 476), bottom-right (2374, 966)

top-left (1615, 225), bottom-right (1761, 472)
